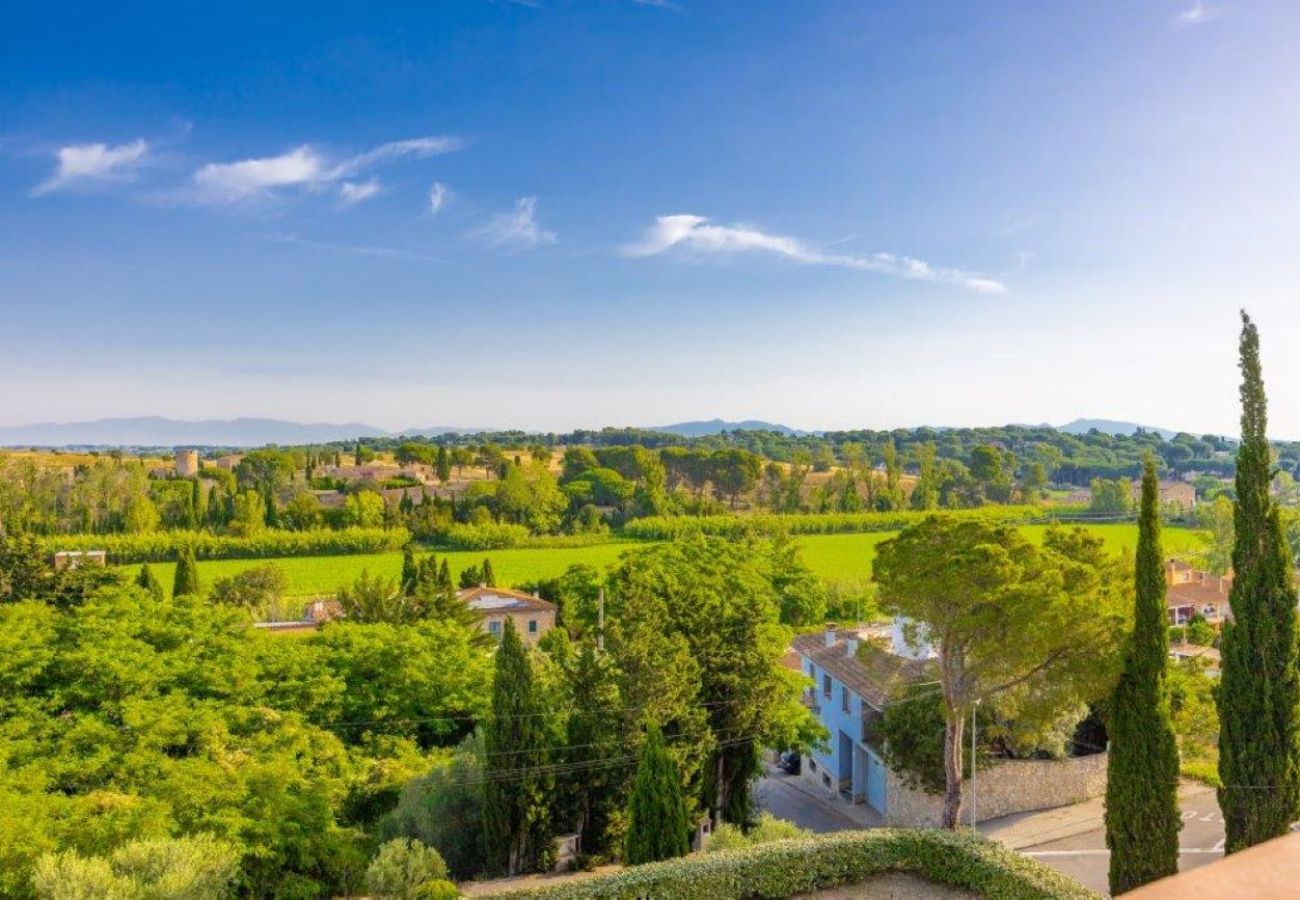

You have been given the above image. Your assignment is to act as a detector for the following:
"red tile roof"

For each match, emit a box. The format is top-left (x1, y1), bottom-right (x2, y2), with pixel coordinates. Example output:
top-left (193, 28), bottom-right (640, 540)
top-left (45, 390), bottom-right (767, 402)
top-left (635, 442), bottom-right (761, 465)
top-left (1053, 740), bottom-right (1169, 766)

top-left (456, 586), bottom-right (557, 613)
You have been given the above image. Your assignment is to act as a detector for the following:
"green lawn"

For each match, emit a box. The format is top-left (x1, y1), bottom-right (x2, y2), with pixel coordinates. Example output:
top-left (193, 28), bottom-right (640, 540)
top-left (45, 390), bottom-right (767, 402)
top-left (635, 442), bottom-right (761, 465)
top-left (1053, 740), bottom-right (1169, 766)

top-left (135, 523), bottom-right (1208, 601)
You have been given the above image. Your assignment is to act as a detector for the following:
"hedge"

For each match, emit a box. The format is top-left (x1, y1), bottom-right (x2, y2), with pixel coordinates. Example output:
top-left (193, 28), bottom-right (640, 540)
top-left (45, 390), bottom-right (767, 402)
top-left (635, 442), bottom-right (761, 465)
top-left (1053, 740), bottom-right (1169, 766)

top-left (38, 527), bottom-right (411, 564)
top-left (477, 829), bottom-right (1098, 899)
top-left (618, 506), bottom-right (1065, 541)
top-left (433, 524), bottom-right (623, 552)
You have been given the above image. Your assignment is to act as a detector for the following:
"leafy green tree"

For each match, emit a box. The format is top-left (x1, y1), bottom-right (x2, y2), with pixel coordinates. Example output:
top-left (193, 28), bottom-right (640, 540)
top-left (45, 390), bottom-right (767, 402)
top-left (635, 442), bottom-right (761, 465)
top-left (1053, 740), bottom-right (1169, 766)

top-left (483, 619), bottom-right (554, 875)
top-left (134, 563), bottom-right (165, 603)
top-left (337, 571), bottom-right (427, 625)
top-left (1219, 312), bottom-right (1300, 852)
top-left (33, 834), bottom-right (238, 900)
top-left (624, 721), bottom-right (690, 865)
top-left (0, 531), bottom-right (53, 603)
top-left (171, 548), bottom-right (200, 598)
top-left (380, 734), bottom-right (488, 879)
top-left (1105, 456), bottom-right (1181, 893)
top-left (562, 642), bottom-right (625, 857)
top-left (874, 517), bottom-right (1126, 828)
top-left (609, 537), bottom-right (818, 825)
top-left (1089, 478), bottom-right (1131, 515)
top-left (209, 564), bottom-right (288, 618)
top-left (910, 442), bottom-right (940, 510)
top-left (1196, 495), bottom-right (1235, 575)
top-left (365, 838), bottom-right (450, 900)
top-left (228, 490), bottom-right (266, 536)
top-left (401, 546), bottom-right (419, 596)
top-left (482, 558), bottom-right (497, 588)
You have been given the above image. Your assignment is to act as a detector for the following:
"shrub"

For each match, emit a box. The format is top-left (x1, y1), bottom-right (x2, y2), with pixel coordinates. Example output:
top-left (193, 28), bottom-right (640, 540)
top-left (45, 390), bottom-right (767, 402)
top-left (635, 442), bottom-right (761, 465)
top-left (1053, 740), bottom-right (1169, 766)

top-left (33, 834), bottom-right (239, 900)
top-left (366, 839), bottom-right (450, 899)
top-left (38, 527), bottom-right (410, 564)
top-left (477, 828), bottom-right (1097, 899)
top-left (619, 506), bottom-right (1057, 541)
top-left (380, 734), bottom-right (487, 880)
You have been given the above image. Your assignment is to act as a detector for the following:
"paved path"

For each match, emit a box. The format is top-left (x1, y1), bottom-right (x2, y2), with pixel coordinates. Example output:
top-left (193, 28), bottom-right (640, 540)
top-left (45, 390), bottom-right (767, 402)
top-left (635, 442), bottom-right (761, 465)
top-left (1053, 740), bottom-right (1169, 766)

top-left (1016, 787), bottom-right (1224, 896)
top-left (754, 764), bottom-right (882, 832)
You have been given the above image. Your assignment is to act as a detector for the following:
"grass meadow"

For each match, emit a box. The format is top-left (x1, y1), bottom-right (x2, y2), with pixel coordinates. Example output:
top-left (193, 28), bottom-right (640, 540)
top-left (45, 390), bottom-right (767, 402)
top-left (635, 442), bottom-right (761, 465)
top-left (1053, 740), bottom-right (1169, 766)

top-left (134, 522), bottom-right (1208, 602)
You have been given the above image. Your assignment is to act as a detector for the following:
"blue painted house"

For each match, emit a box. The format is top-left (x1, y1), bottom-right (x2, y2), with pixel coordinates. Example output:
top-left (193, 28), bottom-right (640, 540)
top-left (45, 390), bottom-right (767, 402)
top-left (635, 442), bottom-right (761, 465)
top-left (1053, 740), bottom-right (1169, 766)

top-left (791, 625), bottom-right (931, 817)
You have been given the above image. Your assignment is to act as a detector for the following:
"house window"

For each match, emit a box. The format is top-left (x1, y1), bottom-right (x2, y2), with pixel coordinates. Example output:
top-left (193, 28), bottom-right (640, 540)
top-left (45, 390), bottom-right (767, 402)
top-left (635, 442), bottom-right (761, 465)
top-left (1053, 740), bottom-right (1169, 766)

top-left (809, 759), bottom-right (817, 773)
top-left (488, 620), bottom-right (502, 638)
top-left (528, 619), bottom-right (538, 634)
top-left (842, 685), bottom-right (851, 714)
top-left (822, 674), bottom-right (832, 699)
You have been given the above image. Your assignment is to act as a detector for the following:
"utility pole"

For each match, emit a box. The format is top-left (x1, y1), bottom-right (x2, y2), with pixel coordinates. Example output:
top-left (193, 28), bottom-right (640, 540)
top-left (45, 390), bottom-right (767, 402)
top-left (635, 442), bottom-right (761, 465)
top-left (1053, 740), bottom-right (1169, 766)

top-left (597, 587), bottom-right (605, 650)
top-left (971, 698), bottom-right (981, 831)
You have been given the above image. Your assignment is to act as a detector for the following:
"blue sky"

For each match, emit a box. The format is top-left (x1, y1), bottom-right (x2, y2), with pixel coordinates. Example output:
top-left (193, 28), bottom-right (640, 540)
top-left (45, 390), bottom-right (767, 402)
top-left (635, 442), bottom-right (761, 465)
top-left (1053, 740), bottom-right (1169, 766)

top-left (3, 1), bottom-right (1300, 434)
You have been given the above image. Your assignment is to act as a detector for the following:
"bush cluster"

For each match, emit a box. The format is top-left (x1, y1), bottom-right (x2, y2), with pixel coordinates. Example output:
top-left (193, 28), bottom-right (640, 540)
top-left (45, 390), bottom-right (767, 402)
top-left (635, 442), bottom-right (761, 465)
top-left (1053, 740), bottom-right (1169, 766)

top-left (619, 506), bottom-right (1053, 541)
top-left (37, 527), bottom-right (410, 563)
top-left (479, 829), bottom-right (1097, 899)
top-left (435, 524), bottom-right (615, 551)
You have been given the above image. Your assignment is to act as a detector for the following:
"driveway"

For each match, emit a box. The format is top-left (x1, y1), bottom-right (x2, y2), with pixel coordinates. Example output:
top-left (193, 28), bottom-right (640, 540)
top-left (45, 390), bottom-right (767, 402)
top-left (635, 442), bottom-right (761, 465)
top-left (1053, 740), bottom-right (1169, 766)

top-left (1019, 788), bottom-right (1224, 896)
top-left (754, 766), bottom-right (879, 833)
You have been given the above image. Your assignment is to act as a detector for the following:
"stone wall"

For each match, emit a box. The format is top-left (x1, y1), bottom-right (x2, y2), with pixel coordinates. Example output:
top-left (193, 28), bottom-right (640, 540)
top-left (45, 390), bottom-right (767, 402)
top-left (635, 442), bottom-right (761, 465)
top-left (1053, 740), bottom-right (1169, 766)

top-left (883, 752), bottom-right (1107, 828)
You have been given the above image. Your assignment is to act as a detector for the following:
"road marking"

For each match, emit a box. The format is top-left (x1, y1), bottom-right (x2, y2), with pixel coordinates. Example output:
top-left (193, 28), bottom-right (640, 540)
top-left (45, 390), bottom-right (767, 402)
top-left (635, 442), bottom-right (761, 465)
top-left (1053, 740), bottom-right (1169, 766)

top-left (1024, 849), bottom-right (1224, 858)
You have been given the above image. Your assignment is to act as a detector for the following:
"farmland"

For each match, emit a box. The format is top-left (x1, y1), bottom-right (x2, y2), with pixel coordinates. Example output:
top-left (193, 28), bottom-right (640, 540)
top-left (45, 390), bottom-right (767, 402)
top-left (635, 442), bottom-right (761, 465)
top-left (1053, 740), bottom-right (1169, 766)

top-left (134, 522), bottom-right (1208, 602)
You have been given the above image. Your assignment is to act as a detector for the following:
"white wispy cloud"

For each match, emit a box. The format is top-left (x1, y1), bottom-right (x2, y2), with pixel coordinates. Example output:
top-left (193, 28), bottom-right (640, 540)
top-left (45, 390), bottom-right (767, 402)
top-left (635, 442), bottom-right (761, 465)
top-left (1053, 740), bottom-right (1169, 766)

top-left (32, 139), bottom-right (149, 195)
top-left (338, 178), bottom-right (382, 206)
top-left (1177, 1), bottom-right (1224, 26)
top-left (189, 135), bottom-right (461, 205)
top-left (257, 232), bottom-right (443, 262)
top-left (478, 196), bottom-right (557, 247)
top-left (621, 214), bottom-right (1006, 294)
top-left (428, 181), bottom-right (451, 216)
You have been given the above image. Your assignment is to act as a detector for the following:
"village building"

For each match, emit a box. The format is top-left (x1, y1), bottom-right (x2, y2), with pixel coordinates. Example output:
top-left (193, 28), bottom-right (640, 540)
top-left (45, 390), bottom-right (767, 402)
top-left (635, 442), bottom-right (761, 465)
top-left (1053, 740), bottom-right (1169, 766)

top-left (456, 585), bottom-right (557, 645)
top-left (792, 622), bottom-right (1108, 827)
top-left (174, 448), bottom-right (200, 477)
top-left (52, 550), bottom-right (107, 570)
top-left (1131, 479), bottom-right (1197, 511)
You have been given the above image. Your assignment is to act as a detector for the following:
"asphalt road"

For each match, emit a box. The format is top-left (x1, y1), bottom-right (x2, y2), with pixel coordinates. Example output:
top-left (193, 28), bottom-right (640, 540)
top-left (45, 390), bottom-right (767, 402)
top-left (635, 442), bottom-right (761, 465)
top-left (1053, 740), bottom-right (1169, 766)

top-left (1022, 789), bottom-right (1225, 895)
top-left (753, 771), bottom-right (865, 833)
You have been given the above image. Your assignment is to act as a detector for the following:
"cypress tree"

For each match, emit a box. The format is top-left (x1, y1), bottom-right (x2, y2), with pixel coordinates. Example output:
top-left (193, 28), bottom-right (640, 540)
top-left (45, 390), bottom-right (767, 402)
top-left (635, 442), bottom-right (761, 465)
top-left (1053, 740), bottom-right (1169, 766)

top-left (483, 619), bottom-right (554, 875)
top-left (135, 563), bottom-right (165, 603)
top-left (625, 721), bottom-right (690, 865)
top-left (172, 548), bottom-right (200, 598)
top-left (565, 642), bottom-right (625, 857)
top-left (1219, 311), bottom-right (1300, 851)
top-left (191, 478), bottom-right (205, 529)
top-left (482, 558), bottom-right (497, 588)
top-left (1105, 454), bottom-right (1181, 893)
top-left (400, 546), bottom-right (419, 596)
top-left (438, 559), bottom-right (452, 590)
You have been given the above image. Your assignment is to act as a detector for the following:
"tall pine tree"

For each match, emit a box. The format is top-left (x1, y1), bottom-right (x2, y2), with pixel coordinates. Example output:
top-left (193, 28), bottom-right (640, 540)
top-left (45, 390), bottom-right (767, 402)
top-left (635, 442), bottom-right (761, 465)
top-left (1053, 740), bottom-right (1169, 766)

top-left (1105, 454), bottom-right (1181, 892)
top-left (1219, 311), bottom-right (1300, 851)
top-left (564, 642), bottom-right (626, 857)
top-left (624, 720), bottom-right (690, 865)
top-left (135, 563), bottom-right (165, 603)
top-left (482, 558), bottom-right (497, 588)
top-left (483, 619), bottom-right (554, 875)
top-left (172, 548), bottom-right (200, 598)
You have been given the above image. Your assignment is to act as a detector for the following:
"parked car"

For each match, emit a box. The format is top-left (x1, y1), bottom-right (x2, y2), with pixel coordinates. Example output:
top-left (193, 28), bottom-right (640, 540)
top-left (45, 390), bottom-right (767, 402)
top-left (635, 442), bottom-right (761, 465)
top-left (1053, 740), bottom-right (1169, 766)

top-left (777, 751), bottom-right (801, 775)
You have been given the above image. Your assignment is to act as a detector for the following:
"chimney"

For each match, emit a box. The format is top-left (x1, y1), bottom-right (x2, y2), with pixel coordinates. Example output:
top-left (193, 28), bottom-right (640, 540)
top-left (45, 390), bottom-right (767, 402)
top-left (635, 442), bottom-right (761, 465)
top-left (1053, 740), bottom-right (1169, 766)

top-left (824, 623), bottom-right (837, 647)
top-left (533, 591), bottom-right (540, 599)
top-left (479, 582), bottom-right (486, 589)
top-left (845, 637), bottom-right (859, 657)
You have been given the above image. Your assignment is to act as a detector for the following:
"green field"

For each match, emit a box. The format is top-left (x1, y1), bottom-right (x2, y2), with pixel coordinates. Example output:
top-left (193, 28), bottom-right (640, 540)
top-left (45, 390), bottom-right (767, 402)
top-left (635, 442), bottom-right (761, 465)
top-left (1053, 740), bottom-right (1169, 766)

top-left (135, 523), bottom-right (1208, 602)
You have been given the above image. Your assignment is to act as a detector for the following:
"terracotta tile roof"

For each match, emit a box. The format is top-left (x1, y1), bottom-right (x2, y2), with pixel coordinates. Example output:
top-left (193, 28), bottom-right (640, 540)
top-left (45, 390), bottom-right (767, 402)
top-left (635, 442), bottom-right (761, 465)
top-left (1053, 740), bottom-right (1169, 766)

top-left (1166, 579), bottom-right (1231, 609)
top-left (1170, 642), bottom-right (1221, 665)
top-left (456, 586), bottom-right (557, 613)
top-left (791, 630), bottom-right (932, 709)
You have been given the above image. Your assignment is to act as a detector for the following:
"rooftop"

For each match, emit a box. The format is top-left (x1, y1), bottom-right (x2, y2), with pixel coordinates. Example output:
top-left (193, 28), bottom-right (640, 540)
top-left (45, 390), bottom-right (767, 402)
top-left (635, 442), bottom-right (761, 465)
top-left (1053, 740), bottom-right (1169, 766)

top-left (792, 628), bottom-right (932, 708)
top-left (456, 585), bottom-right (557, 613)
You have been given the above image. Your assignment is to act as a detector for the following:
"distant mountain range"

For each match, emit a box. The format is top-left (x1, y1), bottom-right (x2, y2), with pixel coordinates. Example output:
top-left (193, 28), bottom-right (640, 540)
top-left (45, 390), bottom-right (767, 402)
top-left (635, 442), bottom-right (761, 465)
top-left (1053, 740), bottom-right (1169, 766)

top-left (648, 419), bottom-right (811, 437)
top-left (1056, 418), bottom-right (1179, 441)
top-left (0, 417), bottom-right (491, 448)
top-left (0, 414), bottom-right (1194, 449)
